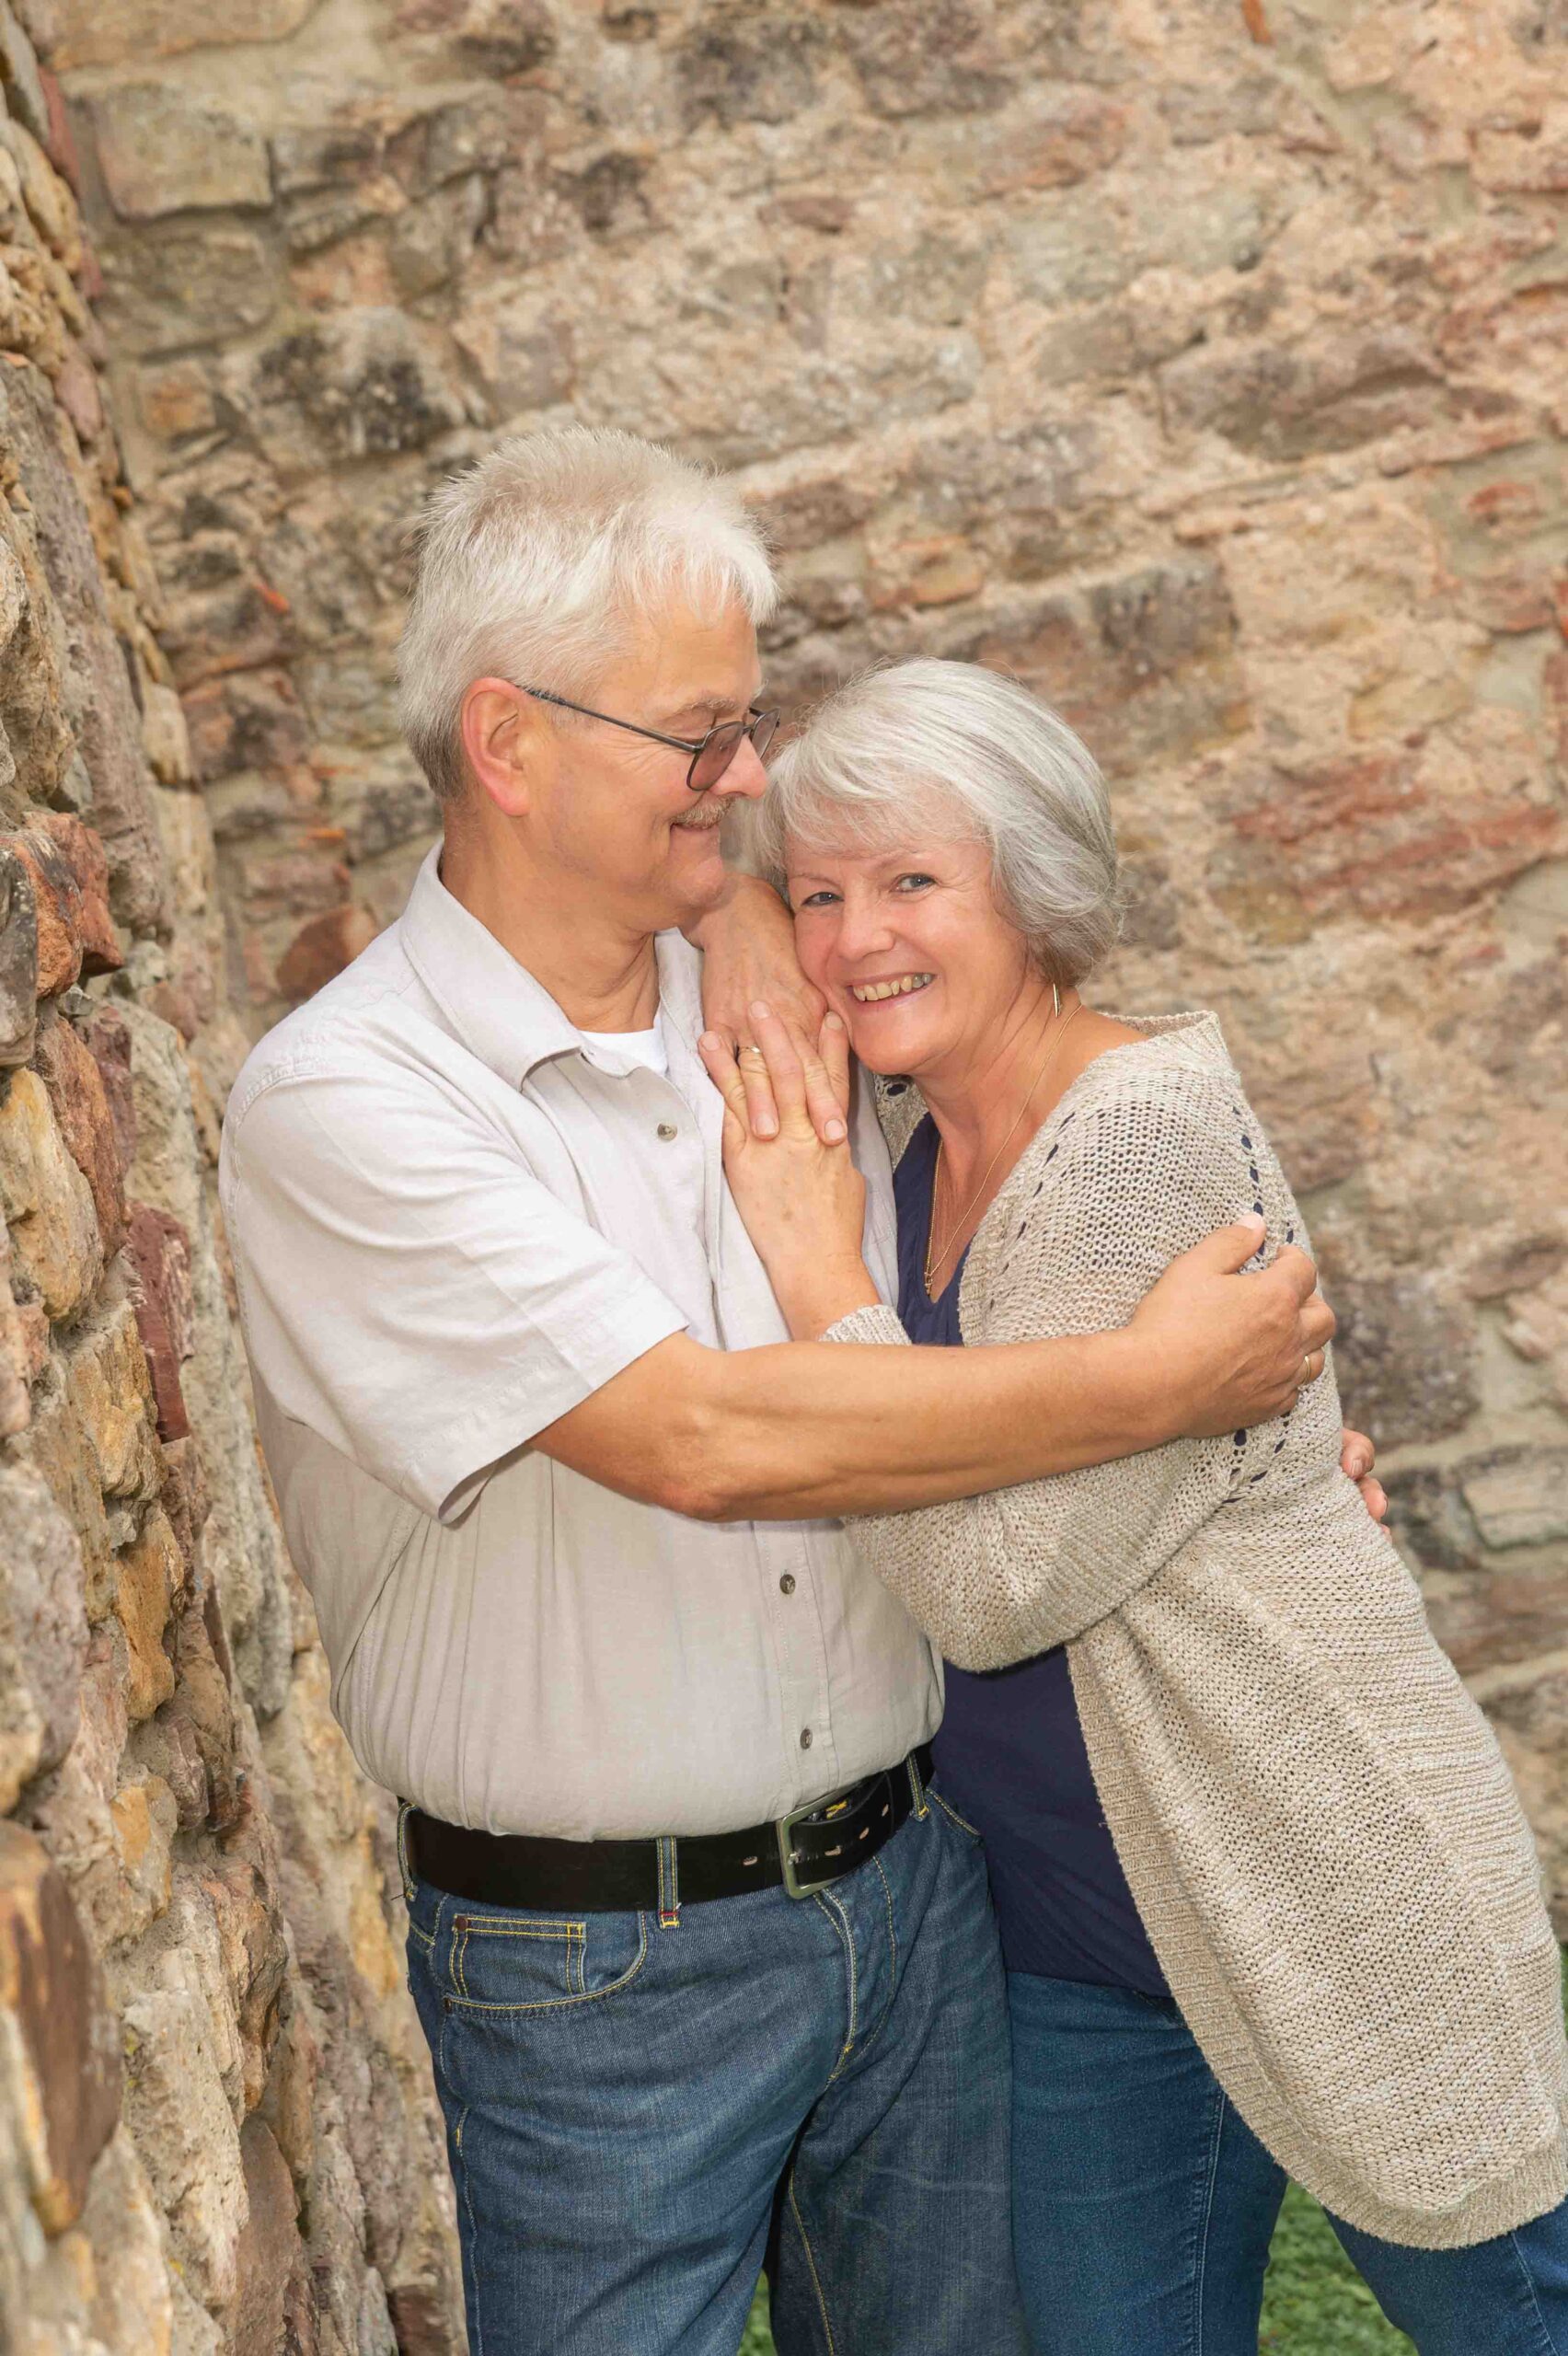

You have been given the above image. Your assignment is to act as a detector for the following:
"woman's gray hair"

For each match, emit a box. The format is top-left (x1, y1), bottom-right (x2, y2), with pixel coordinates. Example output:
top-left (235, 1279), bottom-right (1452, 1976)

top-left (398, 426), bottom-right (778, 801)
top-left (749, 659), bottom-right (1122, 986)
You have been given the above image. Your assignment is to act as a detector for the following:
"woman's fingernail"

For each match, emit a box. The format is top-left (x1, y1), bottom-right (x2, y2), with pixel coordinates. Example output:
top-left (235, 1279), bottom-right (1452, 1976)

top-left (824, 1011), bottom-right (845, 1032)
top-left (825, 1118), bottom-right (847, 1143)
top-left (750, 999), bottom-right (772, 1022)
top-left (699, 1032), bottom-right (721, 1053)
top-left (1348, 1453), bottom-right (1369, 1479)
top-left (756, 1113), bottom-right (778, 1137)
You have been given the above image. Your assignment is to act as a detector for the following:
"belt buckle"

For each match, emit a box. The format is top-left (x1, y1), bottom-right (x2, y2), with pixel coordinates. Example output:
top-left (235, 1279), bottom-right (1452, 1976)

top-left (776, 1774), bottom-right (871, 1901)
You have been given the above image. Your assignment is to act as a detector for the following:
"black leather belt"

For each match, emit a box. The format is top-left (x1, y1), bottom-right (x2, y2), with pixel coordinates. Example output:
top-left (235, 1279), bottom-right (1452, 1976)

top-left (401, 1744), bottom-right (935, 1913)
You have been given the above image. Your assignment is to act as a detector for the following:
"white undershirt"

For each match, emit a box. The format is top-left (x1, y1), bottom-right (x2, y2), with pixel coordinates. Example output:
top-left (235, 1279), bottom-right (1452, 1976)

top-left (576, 1013), bottom-right (669, 1077)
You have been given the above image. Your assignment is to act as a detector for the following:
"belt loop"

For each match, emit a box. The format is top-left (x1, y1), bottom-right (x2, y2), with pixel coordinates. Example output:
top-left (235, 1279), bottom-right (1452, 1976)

top-left (396, 1800), bottom-right (417, 1901)
top-left (656, 1835), bottom-right (681, 1931)
top-left (906, 1750), bottom-right (929, 1821)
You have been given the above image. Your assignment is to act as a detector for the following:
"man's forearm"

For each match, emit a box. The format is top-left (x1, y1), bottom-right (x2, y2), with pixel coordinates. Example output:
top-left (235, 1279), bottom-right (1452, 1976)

top-left (695, 1327), bottom-right (1170, 1519)
top-left (539, 1329), bottom-right (1170, 1521)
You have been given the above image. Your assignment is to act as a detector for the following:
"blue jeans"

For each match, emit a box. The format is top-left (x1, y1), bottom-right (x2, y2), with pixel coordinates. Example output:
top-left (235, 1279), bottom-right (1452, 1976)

top-left (403, 1787), bottom-right (1029, 2355)
top-left (1009, 1972), bottom-right (1568, 2356)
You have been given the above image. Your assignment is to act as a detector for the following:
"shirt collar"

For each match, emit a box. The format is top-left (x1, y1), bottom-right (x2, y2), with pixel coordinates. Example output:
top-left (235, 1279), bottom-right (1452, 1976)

top-left (398, 842), bottom-right (706, 1089)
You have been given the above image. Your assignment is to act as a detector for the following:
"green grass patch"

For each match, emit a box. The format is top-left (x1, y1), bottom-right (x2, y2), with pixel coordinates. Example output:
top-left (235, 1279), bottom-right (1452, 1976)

top-left (739, 2182), bottom-right (1415, 2353)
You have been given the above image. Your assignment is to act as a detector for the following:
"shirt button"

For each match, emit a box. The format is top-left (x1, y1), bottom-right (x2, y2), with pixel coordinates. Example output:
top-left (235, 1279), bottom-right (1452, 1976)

top-left (656, 1122), bottom-right (678, 1141)
top-left (779, 1574), bottom-right (796, 1596)
top-left (799, 1727), bottom-right (813, 1750)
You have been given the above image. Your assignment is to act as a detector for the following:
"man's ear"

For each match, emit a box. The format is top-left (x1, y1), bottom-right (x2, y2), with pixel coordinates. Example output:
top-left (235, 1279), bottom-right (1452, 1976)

top-left (460, 677), bottom-right (548, 818)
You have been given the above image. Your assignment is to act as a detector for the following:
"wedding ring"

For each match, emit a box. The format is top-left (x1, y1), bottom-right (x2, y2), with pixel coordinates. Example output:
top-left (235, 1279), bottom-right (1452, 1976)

top-left (742, 1044), bottom-right (767, 1059)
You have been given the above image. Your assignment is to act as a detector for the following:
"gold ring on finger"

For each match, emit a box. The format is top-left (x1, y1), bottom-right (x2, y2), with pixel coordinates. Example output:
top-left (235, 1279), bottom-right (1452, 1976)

top-left (742, 1044), bottom-right (766, 1059)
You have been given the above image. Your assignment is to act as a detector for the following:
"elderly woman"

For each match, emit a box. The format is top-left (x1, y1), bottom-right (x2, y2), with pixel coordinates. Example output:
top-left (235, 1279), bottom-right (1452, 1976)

top-left (698, 658), bottom-right (1568, 2356)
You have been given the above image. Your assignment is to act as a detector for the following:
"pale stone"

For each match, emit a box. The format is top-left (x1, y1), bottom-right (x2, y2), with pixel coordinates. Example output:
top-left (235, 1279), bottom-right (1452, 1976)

top-left (0, 1069), bottom-right (102, 1322)
top-left (120, 1975), bottom-right (244, 2311)
top-left (91, 85), bottom-right (272, 223)
top-left (1463, 1452), bottom-right (1568, 1552)
top-left (52, 0), bottom-right (316, 70)
top-left (81, 2130), bottom-right (174, 2356)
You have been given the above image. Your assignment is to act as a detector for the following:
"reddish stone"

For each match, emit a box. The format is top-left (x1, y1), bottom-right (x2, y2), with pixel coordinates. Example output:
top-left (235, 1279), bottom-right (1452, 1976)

top-left (1214, 752), bottom-right (1565, 923)
top-left (40, 68), bottom-right (83, 194)
top-left (275, 902), bottom-right (379, 1003)
top-left (77, 1005), bottom-right (137, 1172)
top-left (230, 2116), bottom-right (308, 2356)
top-left (123, 1205), bottom-right (193, 1443)
top-left (2, 815), bottom-right (123, 997)
top-left (34, 1013), bottom-right (125, 1257)
top-left (0, 1820), bottom-right (121, 2235)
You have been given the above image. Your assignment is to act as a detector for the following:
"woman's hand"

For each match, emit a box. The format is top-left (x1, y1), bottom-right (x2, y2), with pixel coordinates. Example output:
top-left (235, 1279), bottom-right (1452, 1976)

top-left (698, 1000), bottom-right (881, 1340)
top-left (686, 872), bottom-right (840, 1142)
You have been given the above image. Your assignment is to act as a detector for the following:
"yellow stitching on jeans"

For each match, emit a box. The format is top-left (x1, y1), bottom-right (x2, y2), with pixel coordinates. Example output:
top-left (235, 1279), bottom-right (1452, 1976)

top-left (444, 1913), bottom-right (650, 2014)
top-left (813, 1888), bottom-right (857, 2078)
top-left (929, 1789), bottom-right (983, 1842)
top-left (788, 2172), bottom-right (838, 2356)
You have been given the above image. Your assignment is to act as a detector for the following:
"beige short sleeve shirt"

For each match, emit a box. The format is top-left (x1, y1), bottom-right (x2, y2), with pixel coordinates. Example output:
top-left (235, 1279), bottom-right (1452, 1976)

top-left (220, 847), bottom-right (940, 1838)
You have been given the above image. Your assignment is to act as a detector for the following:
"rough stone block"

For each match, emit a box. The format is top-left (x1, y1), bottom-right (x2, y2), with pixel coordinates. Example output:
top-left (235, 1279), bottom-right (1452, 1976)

top-left (0, 1459), bottom-right (88, 1784)
top-left (0, 366), bottom-right (170, 934)
top-left (0, 843), bottom-right (37, 1067)
top-left (35, 1011), bottom-right (126, 1256)
top-left (89, 84), bottom-right (272, 221)
top-left (140, 682), bottom-right (193, 786)
top-left (0, 1819), bottom-right (121, 2235)
top-left (274, 902), bottom-right (378, 1005)
top-left (121, 1974), bottom-right (245, 2310)
top-left (52, 0), bottom-right (316, 69)
top-left (0, 1067), bottom-right (102, 1322)
top-left (1462, 1449), bottom-right (1568, 1552)
top-left (113, 1507), bottom-right (184, 1723)
top-left (1332, 1275), bottom-right (1481, 1450)
top-left (80, 2129), bottom-right (175, 2356)
top-left (0, 5), bottom-right (49, 156)
top-left (63, 1298), bottom-right (161, 1500)
top-left (76, 1003), bottom-right (136, 1174)
top-left (124, 1202), bottom-right (192, 1442)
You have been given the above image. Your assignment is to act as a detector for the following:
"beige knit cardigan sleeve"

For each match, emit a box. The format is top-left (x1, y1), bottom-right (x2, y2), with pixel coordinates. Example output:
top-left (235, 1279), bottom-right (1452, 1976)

top-left (824, 1046), bottom-right (1271, 1672)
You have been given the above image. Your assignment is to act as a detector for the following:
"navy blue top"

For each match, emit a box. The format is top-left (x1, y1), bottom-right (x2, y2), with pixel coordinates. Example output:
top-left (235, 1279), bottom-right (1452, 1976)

top-left (896, 1112), bottom-right (1169, 1996)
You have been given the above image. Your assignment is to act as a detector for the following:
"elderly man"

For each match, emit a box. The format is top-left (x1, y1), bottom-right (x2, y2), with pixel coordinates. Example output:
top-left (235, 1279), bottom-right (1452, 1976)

top-left (221, 428), bottom-right (1334, 2356)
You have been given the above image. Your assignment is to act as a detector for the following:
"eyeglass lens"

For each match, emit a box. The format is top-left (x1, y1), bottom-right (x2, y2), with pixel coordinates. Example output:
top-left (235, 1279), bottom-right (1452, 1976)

top-left (688, 710), bottom-right (779, 792)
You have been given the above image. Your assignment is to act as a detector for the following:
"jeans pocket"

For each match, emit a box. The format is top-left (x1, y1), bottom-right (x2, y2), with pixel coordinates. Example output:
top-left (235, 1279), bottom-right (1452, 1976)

top-left (444, 1900), bottom-right (649, 2014)
top-left (928, 1786), bottom-right (985, 1844)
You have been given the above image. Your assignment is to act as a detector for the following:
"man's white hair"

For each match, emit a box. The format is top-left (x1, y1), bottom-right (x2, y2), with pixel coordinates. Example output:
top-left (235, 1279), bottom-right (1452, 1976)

top-left (398, 426), bottom-right (778, 801)
top-left (749, 659), bottom-right (1122, 987)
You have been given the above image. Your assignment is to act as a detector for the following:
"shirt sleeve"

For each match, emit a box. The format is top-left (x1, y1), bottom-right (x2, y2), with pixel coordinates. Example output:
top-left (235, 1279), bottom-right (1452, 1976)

top-left (221, 1059), bottom-right (689, 1523)
top-left (822, 1068), bottom-right (1313, 1671)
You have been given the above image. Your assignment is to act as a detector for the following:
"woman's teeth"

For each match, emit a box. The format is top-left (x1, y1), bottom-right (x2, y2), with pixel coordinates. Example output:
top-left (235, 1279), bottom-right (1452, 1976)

top-left (850, 974), bottom-right (934, 1003)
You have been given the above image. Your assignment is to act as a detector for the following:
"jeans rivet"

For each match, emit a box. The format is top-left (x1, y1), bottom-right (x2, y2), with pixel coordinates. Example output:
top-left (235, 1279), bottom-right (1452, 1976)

top-left (454, 1913), bottom-right (467, 1929)
top-left (444, 1996), bottom-right (453, 2014)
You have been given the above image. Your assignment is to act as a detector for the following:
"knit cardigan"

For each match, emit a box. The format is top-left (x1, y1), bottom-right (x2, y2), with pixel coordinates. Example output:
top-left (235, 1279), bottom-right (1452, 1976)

top-left (826, 1011), bottom-right (1568, 2249)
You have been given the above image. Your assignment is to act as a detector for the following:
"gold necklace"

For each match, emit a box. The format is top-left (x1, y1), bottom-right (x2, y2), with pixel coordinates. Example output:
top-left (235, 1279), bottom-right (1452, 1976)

top-left (923, 1002), bottom-right (1083, 1298)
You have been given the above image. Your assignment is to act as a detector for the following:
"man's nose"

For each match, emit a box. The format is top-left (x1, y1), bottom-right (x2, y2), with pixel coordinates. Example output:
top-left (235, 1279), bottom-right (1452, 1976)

top-left (713, 737), bottom-right (769, 803)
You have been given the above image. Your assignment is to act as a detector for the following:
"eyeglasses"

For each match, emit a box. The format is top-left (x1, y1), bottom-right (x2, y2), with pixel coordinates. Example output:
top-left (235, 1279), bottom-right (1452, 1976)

top-left (521, 685), bottom-right (780, 792)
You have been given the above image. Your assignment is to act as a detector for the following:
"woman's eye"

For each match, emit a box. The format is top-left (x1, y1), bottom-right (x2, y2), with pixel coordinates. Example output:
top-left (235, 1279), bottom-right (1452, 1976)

top-left (795, 890), bottom-right (839, 910)
top-left (894, 873), bottom-right (936, 894)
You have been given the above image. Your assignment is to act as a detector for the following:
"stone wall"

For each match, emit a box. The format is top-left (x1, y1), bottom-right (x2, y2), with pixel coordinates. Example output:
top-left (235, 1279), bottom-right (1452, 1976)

top-left (2, 0), bottom-right (1562, 2341)
top-left (53, 0), bottom-right (1568, 1930)
top-left (0, 2), bottom-right (461, 2345)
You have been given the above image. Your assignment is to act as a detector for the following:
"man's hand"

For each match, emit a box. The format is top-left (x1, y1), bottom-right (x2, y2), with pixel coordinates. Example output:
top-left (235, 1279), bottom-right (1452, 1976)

top-left (1340, 1426), bottom-right (1388, 1523)
top-left (1128, 1218), bottom-right (1336, 1440)
top-left (686, 872), bottom-right (841, 1142)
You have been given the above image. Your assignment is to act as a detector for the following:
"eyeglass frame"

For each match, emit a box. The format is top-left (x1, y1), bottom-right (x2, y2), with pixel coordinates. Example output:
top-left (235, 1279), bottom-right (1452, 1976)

top-left (517, 684), bottom-right (780, 792)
